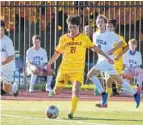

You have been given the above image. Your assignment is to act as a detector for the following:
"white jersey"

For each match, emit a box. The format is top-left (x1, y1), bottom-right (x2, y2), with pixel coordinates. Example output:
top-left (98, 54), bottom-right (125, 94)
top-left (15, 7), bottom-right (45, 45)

top-left (93, 31), bottom-right (121, 63)
top-left (0, 35), bottom-right (15, 81)
top-left (123, 50), bottom-right (142, 68)
top-left (26, 47), bottom-right (48, 67)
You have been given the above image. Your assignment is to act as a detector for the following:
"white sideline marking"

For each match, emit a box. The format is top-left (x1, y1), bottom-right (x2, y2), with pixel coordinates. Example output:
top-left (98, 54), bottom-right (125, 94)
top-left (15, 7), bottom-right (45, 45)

top-left (1, 114), bottom-right (110, 125)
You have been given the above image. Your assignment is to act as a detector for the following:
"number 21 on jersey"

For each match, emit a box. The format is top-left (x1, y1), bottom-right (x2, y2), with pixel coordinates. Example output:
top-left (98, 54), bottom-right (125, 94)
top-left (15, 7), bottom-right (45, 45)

top-left (70, 47), bottom-right (76, 53)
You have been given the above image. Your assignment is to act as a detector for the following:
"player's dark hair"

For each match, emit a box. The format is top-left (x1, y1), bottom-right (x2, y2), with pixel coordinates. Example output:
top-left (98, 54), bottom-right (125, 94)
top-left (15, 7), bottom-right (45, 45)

top-left (96, 14), bottom-right (107, 23)
top-left (108, 19), bottom-right (117, 28)
top-left (66, 15), bottom-right (81, 26)
top-left (0, 20), bottom-right (5, 28)
top-left (32, 35), bottom-right (41, 41)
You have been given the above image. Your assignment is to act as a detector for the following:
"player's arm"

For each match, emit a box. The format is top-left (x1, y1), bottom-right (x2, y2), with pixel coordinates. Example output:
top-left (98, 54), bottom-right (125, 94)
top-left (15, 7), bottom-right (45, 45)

top-left (47, 36), bottom-right (64, 69)
top-left (27, 62), bottom-right (37, 67)
top-left (113, 41), bottom-right (123, 52)
top-left (114, 45), bottom-right (129, 60)
top-left (46, 52), bottom-right (61, 72)
top-left (108, 41), bottom-right (123, 55)
top-left (26, 50), bottom-right (36, 67)
top-left (1, 56), bottom-right (14, 65)
top-left (91, 45), bottom-right (114, 64)
top-left (47, 52), bottom-right (61, 66)
top-left (108, 33), bottom-right (124, 55)
top-left (1, 38), bottom-right (14, 66)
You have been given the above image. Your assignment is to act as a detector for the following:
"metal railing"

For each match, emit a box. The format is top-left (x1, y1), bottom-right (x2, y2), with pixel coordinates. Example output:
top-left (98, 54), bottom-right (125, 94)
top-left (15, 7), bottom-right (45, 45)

top-left (1, 1), bottom-right (143, 72)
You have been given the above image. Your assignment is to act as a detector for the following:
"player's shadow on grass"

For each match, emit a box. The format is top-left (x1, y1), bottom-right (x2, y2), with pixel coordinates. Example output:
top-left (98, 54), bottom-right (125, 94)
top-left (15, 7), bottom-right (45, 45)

top-left (71, 117), bottom-right (143, 122)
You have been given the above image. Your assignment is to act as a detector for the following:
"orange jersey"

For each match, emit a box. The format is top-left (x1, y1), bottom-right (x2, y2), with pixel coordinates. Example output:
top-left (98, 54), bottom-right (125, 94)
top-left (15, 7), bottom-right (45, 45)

top-left (114, 34), bottom-right (127, 74)
top-left (55, 33), bottom-right (94, 73)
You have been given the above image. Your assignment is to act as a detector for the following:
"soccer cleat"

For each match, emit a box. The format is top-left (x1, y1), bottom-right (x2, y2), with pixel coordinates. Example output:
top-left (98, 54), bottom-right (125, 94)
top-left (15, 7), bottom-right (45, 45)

top-left (48, 91), bottom-right (55, 97)
top-left (134, 92), bottom-right (141, 108)
top-left (96, 103), bottom-right (107, 108)
top-left (68, 113), bottom-right (73, 119)
top-left (46, 86), bottom-right (53, 92)
top-left (13, 91), bottom-right (19, 97)
top-left (29, 88), bottom-right (34, 93)
top-left (101, 92), bottom-right (108, 106)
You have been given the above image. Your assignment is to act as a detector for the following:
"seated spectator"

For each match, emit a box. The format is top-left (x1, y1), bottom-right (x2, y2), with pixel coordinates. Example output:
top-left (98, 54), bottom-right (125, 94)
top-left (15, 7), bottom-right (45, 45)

top-left (26, 35), bottom-right (53, 92)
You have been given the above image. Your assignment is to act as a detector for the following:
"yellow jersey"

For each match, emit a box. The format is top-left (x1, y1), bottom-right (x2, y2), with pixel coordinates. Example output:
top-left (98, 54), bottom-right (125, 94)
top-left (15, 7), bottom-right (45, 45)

top-left (114, 34), bottom-right (127, 74)
top-left (55, 33), bottom-right (94, 74)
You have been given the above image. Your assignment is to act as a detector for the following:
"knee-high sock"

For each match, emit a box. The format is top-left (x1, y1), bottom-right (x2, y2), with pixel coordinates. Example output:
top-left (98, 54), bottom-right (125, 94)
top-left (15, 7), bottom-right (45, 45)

top-left (70, 96), bottom-right (79, 114)
top-left (90, 76), bottom-right (104, 93)
top-left (30, 74), bottom-right (37, 89)
top-left (106, 87), bottom-right (112, 98)
top-left (122, 79), bottom-right (136, 96)
top-left (46, 75), bottom-right (53, 88)
top-left (106, 78), bottom-right (113, 98)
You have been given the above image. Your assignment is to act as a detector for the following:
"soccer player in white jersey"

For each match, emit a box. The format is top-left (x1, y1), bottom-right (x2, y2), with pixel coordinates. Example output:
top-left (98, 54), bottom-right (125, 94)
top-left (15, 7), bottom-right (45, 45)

top-left (0, 20), bottom-right (18, 96)
top-left (26, 35), bottom-right (53, 92)
top-left (123, 39), bottom-right (143, 90)
top-left (87, 15), bottom-right (141, 108)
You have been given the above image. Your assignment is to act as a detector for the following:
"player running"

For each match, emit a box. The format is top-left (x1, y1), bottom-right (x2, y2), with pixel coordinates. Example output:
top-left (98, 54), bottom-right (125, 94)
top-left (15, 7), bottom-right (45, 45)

top-left (87, 15), bottom-right (141, 108)
top-left (105, 19), bottom-right (128, 97)
top-left (47, 15), bottom-right (113, 119)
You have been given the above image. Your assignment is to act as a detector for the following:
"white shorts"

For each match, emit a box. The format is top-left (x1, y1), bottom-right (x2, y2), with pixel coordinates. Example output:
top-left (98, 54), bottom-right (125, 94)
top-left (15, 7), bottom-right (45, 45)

top-left (0, 69), bottom-right (14, 83)
top-left (0, 62), bottom-right (15, 83)
top-left (93, 60), bottom-right (118, 75)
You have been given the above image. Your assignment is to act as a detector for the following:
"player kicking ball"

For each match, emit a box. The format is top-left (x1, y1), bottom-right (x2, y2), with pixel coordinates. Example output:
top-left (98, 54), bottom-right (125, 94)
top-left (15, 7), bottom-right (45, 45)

top-left (87, 15), bottom-right (140, 108)
top-left (0, 20), bottom-right (18, 96)
top-left (46, 15), bottom-right (113, 119)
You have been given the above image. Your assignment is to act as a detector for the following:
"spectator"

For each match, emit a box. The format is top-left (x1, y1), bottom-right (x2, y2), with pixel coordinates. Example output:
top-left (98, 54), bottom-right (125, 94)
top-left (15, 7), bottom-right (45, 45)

top-left (26, 35), bottom-right (53, 92)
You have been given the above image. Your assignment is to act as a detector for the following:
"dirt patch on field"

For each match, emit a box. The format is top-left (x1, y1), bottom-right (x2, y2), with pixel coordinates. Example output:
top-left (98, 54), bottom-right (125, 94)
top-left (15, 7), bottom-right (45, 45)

top-left (1, 89), bottom-right (139, 102)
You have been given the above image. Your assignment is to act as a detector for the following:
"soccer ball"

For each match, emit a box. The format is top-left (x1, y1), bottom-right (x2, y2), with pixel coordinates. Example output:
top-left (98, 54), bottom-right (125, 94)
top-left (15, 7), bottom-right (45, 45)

top-left (45, 105), bottom-right (59, 119)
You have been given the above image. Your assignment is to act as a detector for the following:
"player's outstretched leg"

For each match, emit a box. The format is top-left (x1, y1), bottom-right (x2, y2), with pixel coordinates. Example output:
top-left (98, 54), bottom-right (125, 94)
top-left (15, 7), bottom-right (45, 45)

top-left (112, 75), bottom-right (141, 108)
top-left (121, 79), bottom-right (141, 108)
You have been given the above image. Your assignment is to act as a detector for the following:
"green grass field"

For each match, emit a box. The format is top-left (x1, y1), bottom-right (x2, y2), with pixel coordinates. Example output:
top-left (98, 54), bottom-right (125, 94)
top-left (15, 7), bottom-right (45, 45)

top-left (1, 100), bottom-right (143, 125)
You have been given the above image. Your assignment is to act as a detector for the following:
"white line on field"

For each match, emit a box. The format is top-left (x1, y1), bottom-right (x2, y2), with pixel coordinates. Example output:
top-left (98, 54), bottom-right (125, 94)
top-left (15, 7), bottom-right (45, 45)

top-left (1, 114), bottom-right (110, 125)
top-left (2, 107), bottom-right (143, 112)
